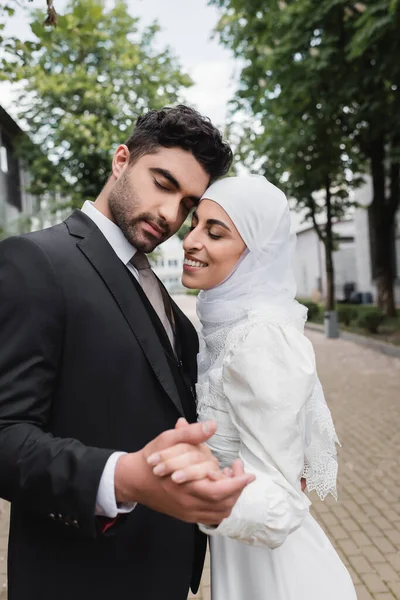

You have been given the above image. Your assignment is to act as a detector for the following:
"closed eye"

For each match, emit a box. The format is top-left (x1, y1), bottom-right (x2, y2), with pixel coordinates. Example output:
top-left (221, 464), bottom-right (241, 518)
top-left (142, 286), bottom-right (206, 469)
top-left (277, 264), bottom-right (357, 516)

top-left (208, 232), bottom-right (223, 240)
top-left (153, 178), bottom-right (170, 191)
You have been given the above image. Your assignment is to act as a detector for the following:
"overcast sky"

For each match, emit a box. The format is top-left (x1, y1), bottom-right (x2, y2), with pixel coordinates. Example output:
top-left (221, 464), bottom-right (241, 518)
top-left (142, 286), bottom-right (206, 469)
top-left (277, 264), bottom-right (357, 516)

top-left (0, 0), bottom-right (237, 127)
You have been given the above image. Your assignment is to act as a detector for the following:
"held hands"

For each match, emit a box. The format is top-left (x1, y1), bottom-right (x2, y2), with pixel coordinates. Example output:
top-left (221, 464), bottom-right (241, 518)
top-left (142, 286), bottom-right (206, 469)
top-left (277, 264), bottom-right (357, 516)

top-left (114, 419), bottom-right (255, 525)
top-left (149, 417), bottom-right (238, 484)
top-left (151, 418), bottom-right (308, 493)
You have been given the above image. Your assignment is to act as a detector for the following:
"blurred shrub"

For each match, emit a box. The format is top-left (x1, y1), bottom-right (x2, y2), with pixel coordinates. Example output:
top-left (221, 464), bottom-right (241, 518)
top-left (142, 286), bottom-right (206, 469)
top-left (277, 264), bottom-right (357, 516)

top-left (337, 305), bottom-right (358, 326)
top-left (356, 310), bottom-right (384, 334)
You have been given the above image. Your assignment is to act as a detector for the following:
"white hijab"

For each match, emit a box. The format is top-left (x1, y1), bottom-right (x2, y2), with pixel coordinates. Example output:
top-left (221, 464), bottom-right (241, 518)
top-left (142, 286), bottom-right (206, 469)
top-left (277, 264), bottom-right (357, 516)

top-left (196, 175), bottom-right (307, 330)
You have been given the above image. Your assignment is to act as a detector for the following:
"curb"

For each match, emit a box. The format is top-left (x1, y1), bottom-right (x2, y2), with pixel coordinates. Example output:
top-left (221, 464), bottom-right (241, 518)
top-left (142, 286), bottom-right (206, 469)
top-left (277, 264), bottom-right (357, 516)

top-left (305, 322), bottom-right (400, 359)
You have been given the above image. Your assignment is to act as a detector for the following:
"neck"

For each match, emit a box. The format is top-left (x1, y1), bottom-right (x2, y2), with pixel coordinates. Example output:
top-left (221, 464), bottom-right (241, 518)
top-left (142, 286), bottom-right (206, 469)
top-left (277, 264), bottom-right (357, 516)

top-left (93, 177), bottom-right (115, 222)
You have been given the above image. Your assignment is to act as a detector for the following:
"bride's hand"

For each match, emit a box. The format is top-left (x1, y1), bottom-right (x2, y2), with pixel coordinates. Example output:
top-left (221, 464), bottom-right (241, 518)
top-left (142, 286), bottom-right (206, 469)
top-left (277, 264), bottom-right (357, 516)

top-left (207, 458), bottom-right (245, 482)
top-left (147, 418), bottom-right (221, 483)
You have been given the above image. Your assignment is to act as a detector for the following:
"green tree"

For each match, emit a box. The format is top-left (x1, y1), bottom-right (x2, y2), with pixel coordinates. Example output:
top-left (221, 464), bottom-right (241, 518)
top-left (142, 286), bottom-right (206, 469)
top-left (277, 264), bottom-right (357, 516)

top-left (0, 0), bottom-right (192, 207)
top-left (212, 0), bottom-right (363, 310)
top-left (211, 0), bottom-right (400, 316)
top-left (345, 0), bottom-right (400, 316)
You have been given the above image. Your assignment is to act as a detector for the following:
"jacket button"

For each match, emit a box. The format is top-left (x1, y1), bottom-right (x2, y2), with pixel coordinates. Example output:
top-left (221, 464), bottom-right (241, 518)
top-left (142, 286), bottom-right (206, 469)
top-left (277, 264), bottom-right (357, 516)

top-left (72, 520), bottom-right (79, 528)
top-left (49, 513), bottom-right (55, 520)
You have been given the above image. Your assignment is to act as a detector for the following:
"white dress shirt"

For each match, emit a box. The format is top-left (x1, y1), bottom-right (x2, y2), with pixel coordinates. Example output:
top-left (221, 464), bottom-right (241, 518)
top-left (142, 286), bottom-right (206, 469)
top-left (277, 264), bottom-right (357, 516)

top-left (81, 201), bottom-right (139, 518)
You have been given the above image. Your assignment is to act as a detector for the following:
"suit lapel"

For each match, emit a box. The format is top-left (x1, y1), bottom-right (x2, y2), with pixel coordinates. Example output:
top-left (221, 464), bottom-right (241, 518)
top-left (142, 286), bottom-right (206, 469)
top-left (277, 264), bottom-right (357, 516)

top-left (66, 211), bottom-right (184, 416)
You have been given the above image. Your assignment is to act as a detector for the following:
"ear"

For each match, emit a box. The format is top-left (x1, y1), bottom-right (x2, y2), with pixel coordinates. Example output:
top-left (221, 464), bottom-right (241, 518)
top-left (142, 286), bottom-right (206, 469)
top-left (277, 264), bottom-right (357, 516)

top-left (111, 144), bottom-right (130, 180)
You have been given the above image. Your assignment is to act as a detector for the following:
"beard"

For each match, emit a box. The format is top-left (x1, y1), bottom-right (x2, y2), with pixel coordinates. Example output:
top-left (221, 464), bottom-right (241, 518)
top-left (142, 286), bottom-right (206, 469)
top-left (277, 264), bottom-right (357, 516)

top-left (108, 171), bottom-right (170, 253)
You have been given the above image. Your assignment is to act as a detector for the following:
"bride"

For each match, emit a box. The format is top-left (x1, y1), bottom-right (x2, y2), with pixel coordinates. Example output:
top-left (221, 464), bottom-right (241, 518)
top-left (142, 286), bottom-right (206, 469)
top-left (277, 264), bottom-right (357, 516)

top-left (157, 175), bottom-right (357, 599)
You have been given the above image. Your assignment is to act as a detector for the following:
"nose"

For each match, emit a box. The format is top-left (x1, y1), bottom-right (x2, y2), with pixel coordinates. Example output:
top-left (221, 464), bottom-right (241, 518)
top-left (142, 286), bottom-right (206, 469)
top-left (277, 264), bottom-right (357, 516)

top-left (183, 226), bottom-right (202, 252)
top-left (158, 198), bottom-right (181, 229)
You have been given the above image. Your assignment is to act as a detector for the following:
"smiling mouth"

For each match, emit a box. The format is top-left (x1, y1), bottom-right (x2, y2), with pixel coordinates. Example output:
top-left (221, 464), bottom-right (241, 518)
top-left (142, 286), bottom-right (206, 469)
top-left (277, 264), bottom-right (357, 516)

top-left (184, 258), bottom-right (208, 268)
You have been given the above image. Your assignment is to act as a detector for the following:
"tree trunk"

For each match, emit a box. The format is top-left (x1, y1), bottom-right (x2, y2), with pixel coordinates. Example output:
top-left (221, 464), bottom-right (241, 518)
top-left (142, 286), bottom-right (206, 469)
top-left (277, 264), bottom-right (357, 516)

top-left (324, 179), bottom-right (335, 311)
top-left (369, 138), bottom-right (397, 317)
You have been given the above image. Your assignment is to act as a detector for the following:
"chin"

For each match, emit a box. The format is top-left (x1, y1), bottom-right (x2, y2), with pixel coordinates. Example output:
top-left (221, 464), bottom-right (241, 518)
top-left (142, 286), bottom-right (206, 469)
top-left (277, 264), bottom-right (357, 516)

top-left (181, 275), bottom-right (197, 290)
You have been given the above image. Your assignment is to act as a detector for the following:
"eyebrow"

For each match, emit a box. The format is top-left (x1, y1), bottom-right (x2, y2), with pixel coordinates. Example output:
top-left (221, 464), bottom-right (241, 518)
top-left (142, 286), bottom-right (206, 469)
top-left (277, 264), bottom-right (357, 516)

top-left (150, 168), bottom-right (200, 204)
top-left (192, 211), bottom-right (231, 232)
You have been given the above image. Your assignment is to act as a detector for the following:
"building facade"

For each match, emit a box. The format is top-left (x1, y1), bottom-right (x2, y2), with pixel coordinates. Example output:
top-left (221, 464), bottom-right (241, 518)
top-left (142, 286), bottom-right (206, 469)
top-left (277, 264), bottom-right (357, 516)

top-left (152, 235), bottom-right (186, 293)
top-left (0, 106), bottom-right (37, 236)
top-left (353, 177), bottom-right (400, 305)
top-left (292, 177), bottom-right (400, 304)
top-left (293, 220), bottom-right (357, 302)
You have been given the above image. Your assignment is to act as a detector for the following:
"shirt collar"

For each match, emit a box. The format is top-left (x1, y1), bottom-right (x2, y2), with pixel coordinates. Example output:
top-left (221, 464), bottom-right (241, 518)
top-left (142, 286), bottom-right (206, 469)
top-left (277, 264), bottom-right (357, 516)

top-left (81, 201), bottom-right (137, 265)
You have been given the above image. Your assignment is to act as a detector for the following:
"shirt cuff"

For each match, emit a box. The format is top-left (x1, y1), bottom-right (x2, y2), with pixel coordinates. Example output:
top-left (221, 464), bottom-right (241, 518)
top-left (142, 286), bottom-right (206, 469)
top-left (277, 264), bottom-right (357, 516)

top-left (95, 451), bottom-right (137, 517)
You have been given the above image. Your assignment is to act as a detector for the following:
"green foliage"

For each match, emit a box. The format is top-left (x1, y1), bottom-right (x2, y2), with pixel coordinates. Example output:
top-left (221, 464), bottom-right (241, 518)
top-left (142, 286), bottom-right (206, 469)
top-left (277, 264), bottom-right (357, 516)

top-left (0, 0), bottom-right (192, 208)
top-left (211, 0), bottom-right (400, 316)
top-left (210, 0), bottom-right (367, 313)
top-left (186, 289), bottom-right (200, 296)
top-left (356, 309), bottom-right (385, 333)
top-left (337, 304), bottom-right (358, 326)
top-left (176, 216), bottom-right (191, 241)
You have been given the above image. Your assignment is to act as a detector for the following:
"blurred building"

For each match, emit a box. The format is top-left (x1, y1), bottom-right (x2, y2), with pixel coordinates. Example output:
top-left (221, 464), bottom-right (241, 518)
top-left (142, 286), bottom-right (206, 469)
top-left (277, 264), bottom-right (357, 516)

top-left (293, 219), bottom-right (356, 302)
top-left (0, 106), bottom-right (38, 235)
top-left (353, 177), bottom-right (400, 305)
top-left (152, 235), bottom-right (186, 293)
top-left (293, 177), bottom-right (400, 304)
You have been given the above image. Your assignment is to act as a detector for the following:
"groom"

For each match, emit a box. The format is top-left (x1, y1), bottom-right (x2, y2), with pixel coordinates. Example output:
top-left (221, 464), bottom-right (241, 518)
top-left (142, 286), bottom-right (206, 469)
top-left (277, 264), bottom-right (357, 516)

top-left (0, 105), bottom-right (254, 600)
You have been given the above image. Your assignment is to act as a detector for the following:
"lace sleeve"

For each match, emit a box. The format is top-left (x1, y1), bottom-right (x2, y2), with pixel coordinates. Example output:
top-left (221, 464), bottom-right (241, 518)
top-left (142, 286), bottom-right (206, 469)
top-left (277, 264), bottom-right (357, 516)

top-left (302, 378), bottom-right (340, 500)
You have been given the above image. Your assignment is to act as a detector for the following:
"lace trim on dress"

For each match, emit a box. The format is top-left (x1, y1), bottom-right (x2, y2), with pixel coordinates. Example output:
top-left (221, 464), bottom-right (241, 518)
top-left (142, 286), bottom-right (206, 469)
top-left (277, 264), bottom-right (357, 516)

top-left (302, 378), bottom-right (341, 501)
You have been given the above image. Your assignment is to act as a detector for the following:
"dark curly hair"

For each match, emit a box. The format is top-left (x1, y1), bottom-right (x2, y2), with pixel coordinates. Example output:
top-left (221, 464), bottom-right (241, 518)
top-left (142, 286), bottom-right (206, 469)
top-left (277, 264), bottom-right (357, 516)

top-left (124, 105), bottom-right (233, 183)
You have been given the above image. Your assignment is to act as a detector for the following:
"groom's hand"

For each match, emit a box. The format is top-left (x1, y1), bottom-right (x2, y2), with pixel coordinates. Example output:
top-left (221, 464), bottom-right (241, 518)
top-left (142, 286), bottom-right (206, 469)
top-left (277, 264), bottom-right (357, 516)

top-left (146, 417), bottom-right (220, 483)
top-left (114, 421), bottom-right (255, 525)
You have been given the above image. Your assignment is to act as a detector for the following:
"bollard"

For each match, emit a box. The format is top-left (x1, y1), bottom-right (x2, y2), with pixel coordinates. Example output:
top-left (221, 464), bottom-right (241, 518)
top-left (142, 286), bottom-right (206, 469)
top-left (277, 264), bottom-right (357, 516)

top-left (324, 310), bottom-right (339, 339)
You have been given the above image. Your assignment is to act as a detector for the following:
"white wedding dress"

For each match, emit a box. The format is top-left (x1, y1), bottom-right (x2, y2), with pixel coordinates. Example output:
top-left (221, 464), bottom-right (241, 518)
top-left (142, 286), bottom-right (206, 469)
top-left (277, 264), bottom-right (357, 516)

top-left (197, 308), bottom-right (357, 600)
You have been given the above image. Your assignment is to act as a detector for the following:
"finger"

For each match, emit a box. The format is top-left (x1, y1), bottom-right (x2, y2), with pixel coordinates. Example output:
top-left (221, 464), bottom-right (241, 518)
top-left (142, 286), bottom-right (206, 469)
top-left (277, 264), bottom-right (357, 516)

top-left (147, 443), bottom-right (194, 466)
top-left (231, 458), bottom-right (245, 477)
top-left (145, 421), bottom-right (217, 459)
top-left (208, 470), bottom-right (228, 481)
top-left (191, 473), bottom-right (255, 501)
top-left (223, 467), bottom-right (233, 478)
top-left (152, 452), bottom-right (216, 478)
top-left (170, 461), bottom-right (220, 484)
top-left (175, 417), bottom-right (189, 429)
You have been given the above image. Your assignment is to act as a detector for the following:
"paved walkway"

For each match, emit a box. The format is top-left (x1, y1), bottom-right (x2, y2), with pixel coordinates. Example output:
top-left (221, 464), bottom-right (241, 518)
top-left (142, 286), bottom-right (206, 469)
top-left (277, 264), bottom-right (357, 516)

top-left (0, 297), bottom-right (399, 600)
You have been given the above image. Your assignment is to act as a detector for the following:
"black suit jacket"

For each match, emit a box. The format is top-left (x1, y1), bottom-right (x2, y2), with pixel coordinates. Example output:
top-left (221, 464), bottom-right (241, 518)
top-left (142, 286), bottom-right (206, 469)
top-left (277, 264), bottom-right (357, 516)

top-left (0, 210), bottom-right (206, 600)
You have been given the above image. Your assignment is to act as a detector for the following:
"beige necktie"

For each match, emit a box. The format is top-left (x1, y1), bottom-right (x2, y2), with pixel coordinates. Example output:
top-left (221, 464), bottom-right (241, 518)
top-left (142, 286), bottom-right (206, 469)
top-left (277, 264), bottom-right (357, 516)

top-left (131, 251), bottom-right (175, 350)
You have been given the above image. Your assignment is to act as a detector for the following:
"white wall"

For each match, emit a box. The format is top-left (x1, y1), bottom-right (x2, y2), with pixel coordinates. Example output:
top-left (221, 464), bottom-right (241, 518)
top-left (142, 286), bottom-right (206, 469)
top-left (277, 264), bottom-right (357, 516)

top-left (293, 221), bottom-right (357, 301)
top-left (153, 235), bottom-right (185, 293)
top-left (353, 176), bottom-right (400, 304)
top-left (293, 228), bottom-right (323, 299)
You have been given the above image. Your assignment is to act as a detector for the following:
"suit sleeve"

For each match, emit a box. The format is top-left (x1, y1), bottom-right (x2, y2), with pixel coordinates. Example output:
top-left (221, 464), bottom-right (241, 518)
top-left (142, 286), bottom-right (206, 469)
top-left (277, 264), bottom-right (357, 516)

top-left (200, 321), bottom-right (315, 548)
top-left (0, 236), bottom-right (114, 539)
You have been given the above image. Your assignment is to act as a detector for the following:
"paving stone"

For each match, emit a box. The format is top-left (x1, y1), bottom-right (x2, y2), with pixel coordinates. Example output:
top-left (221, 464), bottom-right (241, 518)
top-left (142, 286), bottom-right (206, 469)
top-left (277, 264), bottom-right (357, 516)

top-left (361, 573), bottom-right (390, 594)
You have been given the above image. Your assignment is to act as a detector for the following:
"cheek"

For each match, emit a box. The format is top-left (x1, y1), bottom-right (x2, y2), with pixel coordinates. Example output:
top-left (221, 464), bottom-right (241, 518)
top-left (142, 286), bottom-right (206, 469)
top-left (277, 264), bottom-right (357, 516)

top-left (210, 245), bottom-right (241, 277)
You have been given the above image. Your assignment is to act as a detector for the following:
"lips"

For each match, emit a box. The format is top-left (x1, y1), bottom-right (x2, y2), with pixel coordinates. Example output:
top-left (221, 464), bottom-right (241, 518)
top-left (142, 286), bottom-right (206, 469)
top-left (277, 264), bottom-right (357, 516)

top-left (142, 220), bottom-right (166, 239)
